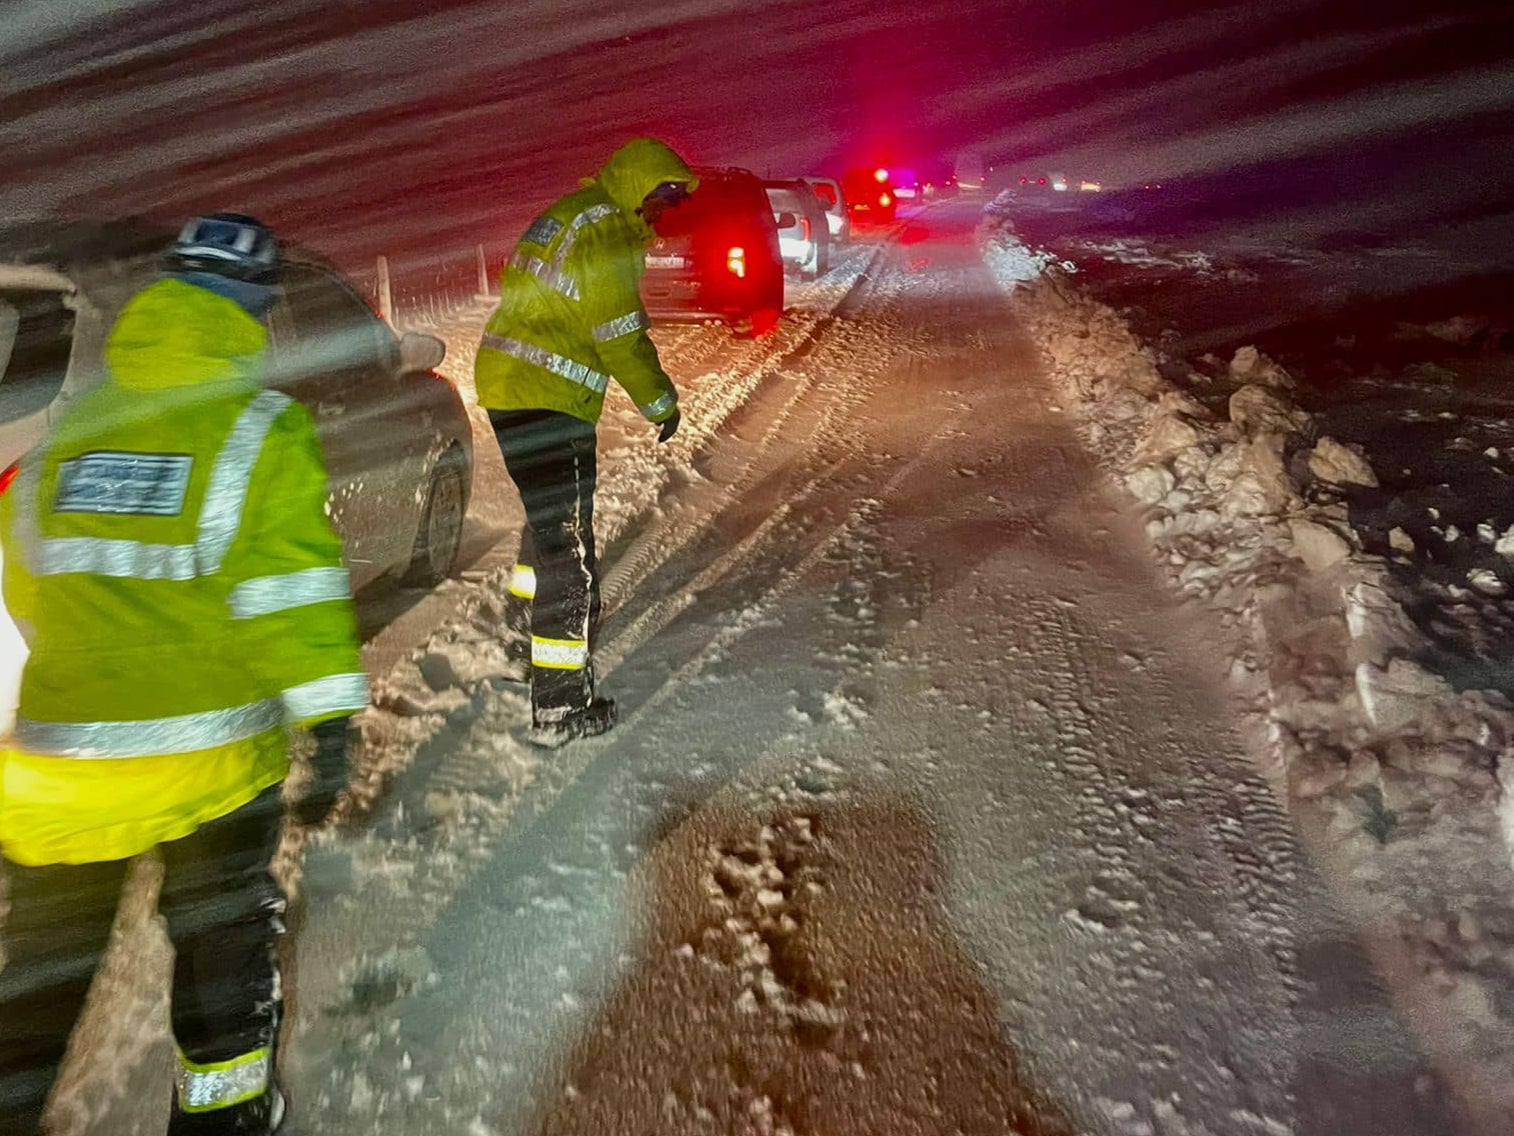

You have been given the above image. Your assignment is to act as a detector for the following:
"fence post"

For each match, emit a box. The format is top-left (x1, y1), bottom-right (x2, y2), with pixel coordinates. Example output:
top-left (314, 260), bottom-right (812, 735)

top-left (376, 255), bottom-right (394, 326)
top-left (476, 244), bottom-right (491, 297)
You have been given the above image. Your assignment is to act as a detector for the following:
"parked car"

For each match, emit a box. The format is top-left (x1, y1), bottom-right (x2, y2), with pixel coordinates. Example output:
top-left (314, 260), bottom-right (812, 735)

top-left (640, 167), bottom-right (785, 336)
top-left (799, 177), bottom-right (851, 245)
top-left (763, 180), bottom-right (830, 281)
top-left (841, 167), bottom-right (898, 225)
top-left (0, 221), bottom-right (473, 592)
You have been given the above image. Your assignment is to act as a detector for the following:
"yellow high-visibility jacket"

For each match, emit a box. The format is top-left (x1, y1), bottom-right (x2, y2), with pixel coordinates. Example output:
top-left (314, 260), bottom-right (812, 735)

top-left (474, 137), bottom-right (696, 425)
top-left (0, 278), bottom-right (367, 866)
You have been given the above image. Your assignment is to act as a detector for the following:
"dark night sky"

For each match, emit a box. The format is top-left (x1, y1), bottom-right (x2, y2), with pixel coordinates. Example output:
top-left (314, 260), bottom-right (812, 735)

top-left (2, 0), bottom-right (1510, 268)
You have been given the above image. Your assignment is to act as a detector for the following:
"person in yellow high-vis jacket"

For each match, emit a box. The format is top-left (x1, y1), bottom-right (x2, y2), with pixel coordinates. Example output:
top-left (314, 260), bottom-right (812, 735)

top-left (477, 137), bottom-right (697, 746)
top-left (0, 215), bottom-right (367, 1135)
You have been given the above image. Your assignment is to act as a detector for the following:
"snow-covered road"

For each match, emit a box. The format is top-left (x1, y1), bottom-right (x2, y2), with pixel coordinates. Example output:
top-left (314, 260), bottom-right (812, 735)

top-left (56, 204), bottom-right (1458, 1135)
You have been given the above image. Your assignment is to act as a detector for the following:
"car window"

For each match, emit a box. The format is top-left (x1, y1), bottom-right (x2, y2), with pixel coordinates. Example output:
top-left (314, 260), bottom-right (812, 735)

top-left (276, 265), bottom-right (394, 383)
top-left (659, 177), bottom-right (767, 238)
top-left (0, 288), bottom-right (74, 428)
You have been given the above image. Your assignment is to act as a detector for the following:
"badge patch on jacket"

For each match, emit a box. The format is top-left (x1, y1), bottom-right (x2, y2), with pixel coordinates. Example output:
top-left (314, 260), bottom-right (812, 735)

top-left (523, 215), bottom-right (564, 248)
top-left (54, 451), bottom-right (193, 516)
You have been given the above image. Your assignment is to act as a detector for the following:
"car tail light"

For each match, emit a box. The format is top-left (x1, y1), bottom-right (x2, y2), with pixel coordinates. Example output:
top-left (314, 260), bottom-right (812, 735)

top-left (1038, 177), bottom-right (1047, 186)
top-left (1020, 177), bottom-right (1028, 184)
top-left (726, 246), bottom-right (746, 278)
top-left (0, 463), bottom-right (17, 496)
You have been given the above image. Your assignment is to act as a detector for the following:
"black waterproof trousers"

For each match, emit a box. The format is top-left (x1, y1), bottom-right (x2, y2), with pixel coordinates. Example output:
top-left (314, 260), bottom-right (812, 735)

top-left (489, 408), bottom-right (602, 722)
top-left (0, 786), bottom-right (286, 1134)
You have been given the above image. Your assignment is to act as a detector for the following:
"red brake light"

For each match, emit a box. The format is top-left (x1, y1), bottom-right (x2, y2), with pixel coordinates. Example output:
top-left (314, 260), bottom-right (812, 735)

top-left (1020, 177), bottom-right (1028, 184)
top-left (0, 463), bottom-right (17, 496)
top-left (726, 246), bottom-right (746, 278)
top-left (1038, 177), bottom-right (1047, 186)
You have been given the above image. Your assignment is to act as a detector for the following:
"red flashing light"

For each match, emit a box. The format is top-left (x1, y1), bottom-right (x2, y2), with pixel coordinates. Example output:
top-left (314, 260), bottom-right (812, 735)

top-left (874, 168), bottom-right (889, 183)
top-left (879, 193), bottom-right (892, 207)
top-left (726, 246), bottom-right (747, 278)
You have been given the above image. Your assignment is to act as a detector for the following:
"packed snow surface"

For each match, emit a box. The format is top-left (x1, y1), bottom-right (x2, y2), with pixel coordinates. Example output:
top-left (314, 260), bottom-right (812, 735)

top-left (21, 206), bottom-right (1472, 1135)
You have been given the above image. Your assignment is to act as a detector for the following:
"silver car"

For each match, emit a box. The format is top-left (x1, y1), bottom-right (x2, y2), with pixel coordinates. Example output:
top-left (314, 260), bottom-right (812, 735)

top-left (0, 222), bottom-right (472, 592)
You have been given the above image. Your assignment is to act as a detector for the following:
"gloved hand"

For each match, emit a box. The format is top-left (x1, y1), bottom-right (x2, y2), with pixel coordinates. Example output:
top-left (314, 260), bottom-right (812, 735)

top-left (657, 409), bottom-right (680, 444)
top-left (295, 716), bottom-right (353, 827)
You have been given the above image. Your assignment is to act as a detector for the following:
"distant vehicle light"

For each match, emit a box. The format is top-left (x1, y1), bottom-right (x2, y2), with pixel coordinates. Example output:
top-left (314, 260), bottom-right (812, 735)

top-left (1079, 180), bottom-right (1102, 192)
top-left (727, 246), bottom-right (746, 278)
top-left (879, 193), bottom-right (892, 207)
top-left (0, 464), bottom-right (16, 496)
top-left (1038, 177), bottom-right (1047, 186)
top-left (874, 168), bottom-right (889, 183)
top-left (1020, 177), bottom-right (1028, 185)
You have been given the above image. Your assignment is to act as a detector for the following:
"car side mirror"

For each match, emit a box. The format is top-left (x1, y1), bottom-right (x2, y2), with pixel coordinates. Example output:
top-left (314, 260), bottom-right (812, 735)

top-left (397, 331), bottom-right (446, 375)
top-left (775, 212), bottom-right (798, 229)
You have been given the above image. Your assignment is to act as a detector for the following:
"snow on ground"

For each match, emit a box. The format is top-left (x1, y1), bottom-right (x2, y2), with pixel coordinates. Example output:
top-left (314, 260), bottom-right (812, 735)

top-left (979, 197), bottom-right (1514, 1131)
top-left (29, 209), bottom-right (1473, 1136)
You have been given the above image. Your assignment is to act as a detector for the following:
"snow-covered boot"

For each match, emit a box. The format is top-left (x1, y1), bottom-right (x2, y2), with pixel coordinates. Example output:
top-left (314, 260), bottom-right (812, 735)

top-left (529, 698), bottom-right (617, 748)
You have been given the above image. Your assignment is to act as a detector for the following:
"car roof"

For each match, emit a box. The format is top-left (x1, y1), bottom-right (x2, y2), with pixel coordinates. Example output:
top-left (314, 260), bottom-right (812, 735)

top-left (0, 218), bottom-right (171, 272)
top-left (0, 218), bottom-right (351, 298)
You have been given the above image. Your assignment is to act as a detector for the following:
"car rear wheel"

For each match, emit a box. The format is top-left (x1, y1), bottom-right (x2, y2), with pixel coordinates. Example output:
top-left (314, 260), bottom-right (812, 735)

top-left (727, 307), bottom-right (780, 339)
top-left (402, 447), bottom-right (467, 587)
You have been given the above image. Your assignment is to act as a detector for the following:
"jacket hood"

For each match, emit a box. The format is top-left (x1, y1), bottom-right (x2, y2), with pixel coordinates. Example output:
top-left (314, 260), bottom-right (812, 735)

top-left (591, 138), bottom-right (698, 218)
top-left (105, 277), bottom-right (267, 391)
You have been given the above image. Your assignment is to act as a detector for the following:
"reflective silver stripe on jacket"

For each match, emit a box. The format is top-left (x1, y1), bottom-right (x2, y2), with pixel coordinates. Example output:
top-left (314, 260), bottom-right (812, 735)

top-left (592, 310), bottom-right (650, 342)
top-left (639, 392), bottom-right (677, 421)
top-left (509, 251), bottom-right (580, 301)
top-left (479, 334), bottom-right (609, 394)
top-left (229, 566), bottom-right (352, 619)
top-left (176, 1047), bottom-right (271, 1113)
top-left (14, 699), bottom-right (284, 758)
top-left (20, 390), bottom-right (294, 580)
top-left (36, 537), bottom-right (200, 580)
top-left (552, 203), bottom-right (618, 275)
top-left (196, 390), bottom-right (294, 572)
top-left (283, 672), bottom-right (369, 722)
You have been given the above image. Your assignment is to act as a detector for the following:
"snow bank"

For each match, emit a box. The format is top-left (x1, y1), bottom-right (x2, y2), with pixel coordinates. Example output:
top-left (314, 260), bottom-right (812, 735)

top-left (980, 215), bottom-right (1514, 1126)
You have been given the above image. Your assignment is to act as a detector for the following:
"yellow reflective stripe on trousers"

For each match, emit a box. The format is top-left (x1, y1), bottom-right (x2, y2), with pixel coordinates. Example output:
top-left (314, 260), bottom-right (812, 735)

top-left (282, 672), bottom-right (369, 722)
top-left (531, 636), bottom-right (588, 670)
top-left (15, 390), bottom-right (292, 580)
top-left (479, 334), bottom-right (609, 394)
top-left (508, 563), bottom-right (537, 600)
top-left (176, 1045), bottom-right (271, 1113)
top-left (229, 566), bottom-right (352, 618)
top-left (13, 699), bottom-right (284, 758)
top-left (591, 310), bottom-right (649, 342)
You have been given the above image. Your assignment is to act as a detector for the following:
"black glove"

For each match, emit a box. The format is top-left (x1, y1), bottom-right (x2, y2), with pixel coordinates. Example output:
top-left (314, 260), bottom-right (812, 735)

top-left (657, 409), bottom-right (681, 443)
top-left (295, 716), bottom-right (353, 827)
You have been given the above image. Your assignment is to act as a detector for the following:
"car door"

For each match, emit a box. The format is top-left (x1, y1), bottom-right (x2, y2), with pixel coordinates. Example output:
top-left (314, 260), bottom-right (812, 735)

top-left (266, 264), bottom-right (420, 590)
